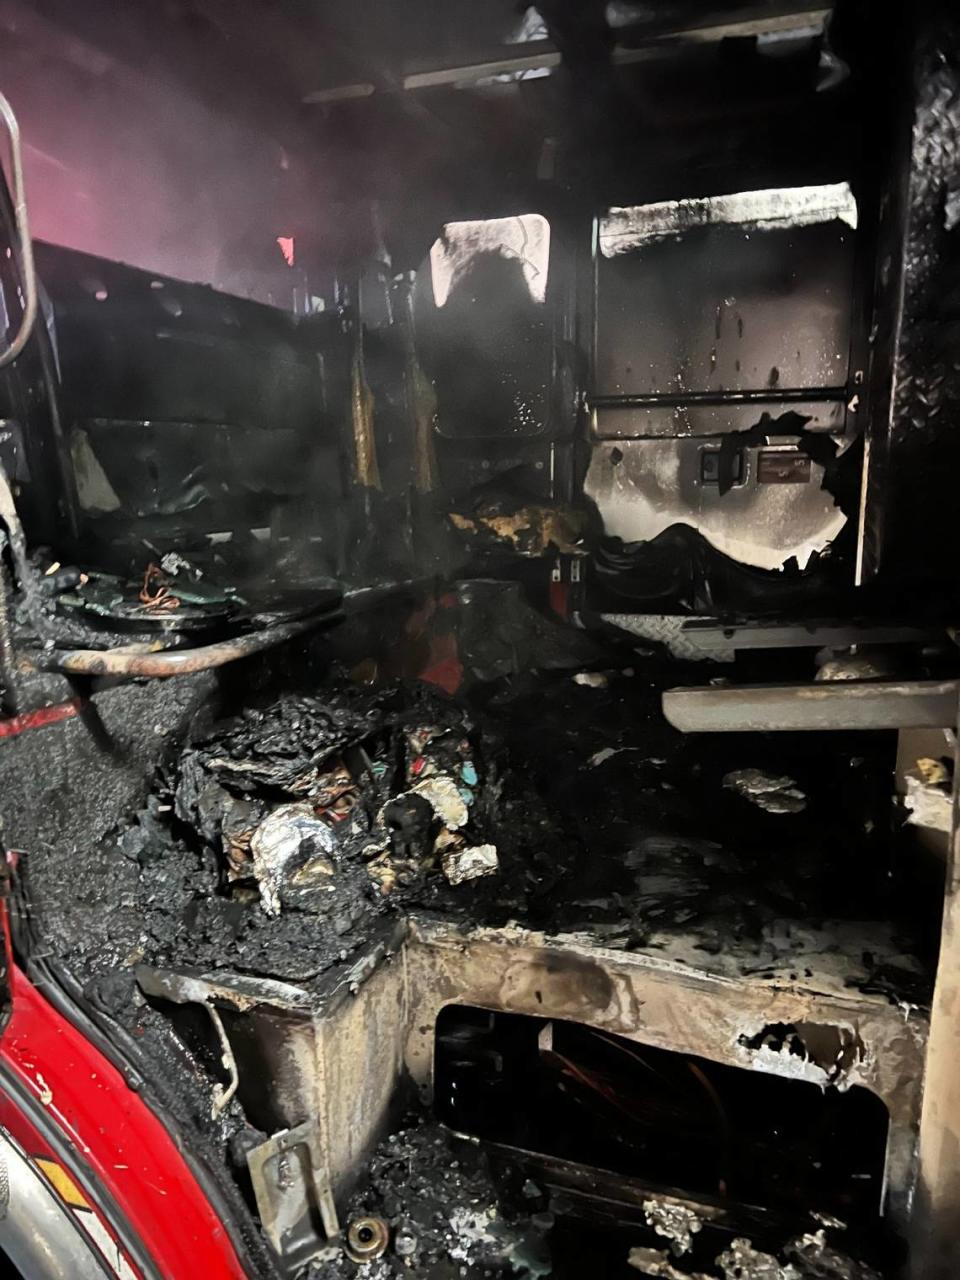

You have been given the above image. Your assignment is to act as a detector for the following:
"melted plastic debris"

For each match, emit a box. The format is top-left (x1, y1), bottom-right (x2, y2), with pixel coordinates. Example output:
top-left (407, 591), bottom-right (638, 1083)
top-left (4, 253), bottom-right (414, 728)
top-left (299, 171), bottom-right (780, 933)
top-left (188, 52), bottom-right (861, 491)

top-left (573, 671), bottom-right (609, 689)
top-left (642, 1200), bottom-right (703, 1255)
top-left (723, 769), bottom-right (807, 815)
top-left (443, 842), bottom-right (500, 885)
top-left (629, 1238), bottom-right (884, 1280)
top-left (629, 1247), bottom-right (712, 1278)
top-left (713, 1231), bottom-right (882, 1280)
top-left (177, 683), bottom-right (500, 916)
top-left (66, 680), bottom-right (575, 985)
top-left (785, 1230), bottom-right (881, 1279)
top-left (249, 802), bottom-right (336, 916)
top-left (410, 774), bottom-right (470, 830)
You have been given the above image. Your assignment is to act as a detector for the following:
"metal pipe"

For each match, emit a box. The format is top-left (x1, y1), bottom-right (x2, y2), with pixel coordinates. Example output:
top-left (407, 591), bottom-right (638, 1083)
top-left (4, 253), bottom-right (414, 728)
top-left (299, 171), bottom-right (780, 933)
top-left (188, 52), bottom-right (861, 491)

top-left (0, 90), bottom-right (38, 368)
top-left (38, 611), bottom-right (341, 679)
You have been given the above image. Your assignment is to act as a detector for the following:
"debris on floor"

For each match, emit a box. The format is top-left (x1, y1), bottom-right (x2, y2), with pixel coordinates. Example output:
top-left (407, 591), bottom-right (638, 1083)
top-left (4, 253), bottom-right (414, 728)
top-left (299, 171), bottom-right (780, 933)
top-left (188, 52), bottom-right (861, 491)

top-left (716, 1238), bottom-right (793, 1280)
top-left (20, 660), bottom-right (929, 1016)
top-left (814, 651), bottom-right (893, 683)
top-left (902, 774), bottom-right (952, 833)
top-left (785, 1230), bottom-right (882, 1279)
top-left (715, 1229), bottom-right (881, 1280)
top-left (299, 1111), bottom-right (885, 1279)
top-left (453, 579), bottom-right (607, 683)
top-left (586, 745), bottom-right (651, 768)
top-left (305, 1120), bottom-right (553, 1278)
top-left (175, 682), bottom-right (504, 913)
top-left (642, 1200), bottom-right (703, 1255)
top-left (629, 1248), bottom-right (712, 1279)
top-left (448, 498), bottom-right (587, 558)
top-left (572, 671), bottom-right (609, 689)
top-left (442, 841), bottom-right (500, 885)
top-left (915, 757), bottom-right (950, 787)
top-left (629, 1229), bottom-right (882, 1279)
top-left (57, 677), bottom-right (580, 986)
top-left (723, 769), bottom-right (807, 815)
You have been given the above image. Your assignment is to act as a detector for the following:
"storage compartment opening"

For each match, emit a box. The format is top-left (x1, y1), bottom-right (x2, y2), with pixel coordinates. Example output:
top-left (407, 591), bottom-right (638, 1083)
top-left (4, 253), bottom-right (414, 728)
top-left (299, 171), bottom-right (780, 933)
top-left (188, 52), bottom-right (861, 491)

top-left (434, 1005), bottom-right (891, 1227)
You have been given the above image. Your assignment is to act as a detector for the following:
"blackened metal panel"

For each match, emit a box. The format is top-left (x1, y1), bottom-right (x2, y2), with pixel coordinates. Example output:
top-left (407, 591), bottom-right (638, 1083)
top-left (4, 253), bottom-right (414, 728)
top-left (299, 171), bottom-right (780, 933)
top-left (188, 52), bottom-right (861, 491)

top-left (594, 210), bottom-right (856, 409)
top-left (593, 396), bottom-right (846, 439)
top-left (584, 185), bottom-right (860, 600)
top-left (27, 241), bottom-right (351, 575)
top-left (33, 242), bottom-right (325, 433)
top-left (859, 7), bottom-right (960, 596)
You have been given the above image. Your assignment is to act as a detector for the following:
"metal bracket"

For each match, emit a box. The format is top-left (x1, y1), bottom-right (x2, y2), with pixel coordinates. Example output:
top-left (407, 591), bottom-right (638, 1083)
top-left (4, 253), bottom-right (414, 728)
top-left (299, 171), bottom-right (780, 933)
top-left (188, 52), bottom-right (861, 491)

top-left (247, 1120), bottom-right (340, 1265)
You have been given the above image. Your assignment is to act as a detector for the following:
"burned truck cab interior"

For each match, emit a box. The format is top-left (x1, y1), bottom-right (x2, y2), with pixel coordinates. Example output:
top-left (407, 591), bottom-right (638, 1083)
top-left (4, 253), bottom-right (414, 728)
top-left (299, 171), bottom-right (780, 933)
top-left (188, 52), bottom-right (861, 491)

top-left (0, 2), bottom-right (959, 1278)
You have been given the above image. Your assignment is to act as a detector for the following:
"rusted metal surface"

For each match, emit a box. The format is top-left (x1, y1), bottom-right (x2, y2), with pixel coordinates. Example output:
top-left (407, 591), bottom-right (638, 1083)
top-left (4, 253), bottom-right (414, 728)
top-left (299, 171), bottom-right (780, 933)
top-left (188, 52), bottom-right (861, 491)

top-left (662, 680), bottom-right (959, 734)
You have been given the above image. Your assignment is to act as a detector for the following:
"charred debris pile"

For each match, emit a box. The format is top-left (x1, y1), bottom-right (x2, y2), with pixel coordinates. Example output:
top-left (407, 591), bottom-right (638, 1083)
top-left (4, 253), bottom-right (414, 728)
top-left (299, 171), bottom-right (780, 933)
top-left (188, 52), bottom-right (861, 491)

top-left (48, 651), bottom-right (931, 1006)
top-left (62, 676), bottom-right (568, 985)
top-left (303, 1116), bottom-right (884, 1280)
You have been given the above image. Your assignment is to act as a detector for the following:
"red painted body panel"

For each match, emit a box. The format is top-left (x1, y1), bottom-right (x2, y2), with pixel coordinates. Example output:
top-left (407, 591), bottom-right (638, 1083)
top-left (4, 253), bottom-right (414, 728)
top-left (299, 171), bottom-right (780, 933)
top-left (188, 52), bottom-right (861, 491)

top-left (0, 954), bottom-right (250, 1279)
